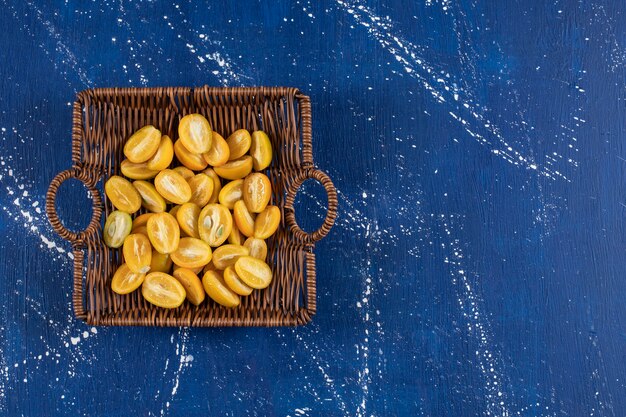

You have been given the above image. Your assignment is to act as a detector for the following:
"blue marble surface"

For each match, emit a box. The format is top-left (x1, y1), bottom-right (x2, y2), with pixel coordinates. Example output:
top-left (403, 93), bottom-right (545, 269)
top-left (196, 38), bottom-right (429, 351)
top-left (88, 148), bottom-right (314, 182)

top-left (1, 0), bottom-right (625, 415)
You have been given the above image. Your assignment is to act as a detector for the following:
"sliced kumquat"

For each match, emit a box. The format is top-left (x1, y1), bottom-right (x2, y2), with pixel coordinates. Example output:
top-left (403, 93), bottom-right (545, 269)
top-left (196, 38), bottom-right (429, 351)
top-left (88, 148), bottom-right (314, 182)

top-left (133, 180), bottom-right (167, 213)
top-left (202, 131), bottom-right (230, 167)
top-left (212, 244), bottom-right (249, 270)
top-left (176, 202), bottom-right (200, 239)
top-left (154, 169), bottom-right (192, 205)
top-left (105, 175), bottom-right (142, 213)
top-left (218, 179), bottom-right (243, 210)
top-left (253, 205), bottom-right (280, 239)
top-left (172, 166), bottom-right (194, 181)
top-left (198, 204), bottom-right (232, 247)
top-left (120, 159), bottom-right (160, 180)
top-left (188, 173), bottom-right (214, 207)
top-left (123, 233), bottom-right (152, 274)
top-left (226, 129), bottom-right (251, 160)
top-left (223, 266), bottom-right (253, 296)
top-left (214, 156), bottom-right (253, 180)
top-left (243, 173), bottom-right (271, 213)
top-left (250, 130), bottom-right (272, 171)
top-left (142, 272), bottom-right (186, 308)
top-left (178, 113), bottom-right (212, 154)
top-left (202, 270), bottom-right (240, 308)
top-left (170, 237), bottom-right (213, 269)
top-left (234, 256), bottom-right (273, 289)
top-left (124, 125), bottom-right (161, 163)
top-left (172, 268), bottom-right (206, 305)
top-left (233, 200), bottom-right (255, 237)
top-left (111, 263), bottom-right (145, 295)
top-left (243, 237), bottom-right (268, 261)
top-left (228, 222), bottom-right (244, 246)
top-left (146, 134), bottom-right (174, 171)
top-left (147, 212), bottom-right (180, 254)
top-left (174, 139), bottom-right (209, 171)
top-left (103, 211), bottom-right (132, 248)
top-left (202, 168), bottom-right (222, 203)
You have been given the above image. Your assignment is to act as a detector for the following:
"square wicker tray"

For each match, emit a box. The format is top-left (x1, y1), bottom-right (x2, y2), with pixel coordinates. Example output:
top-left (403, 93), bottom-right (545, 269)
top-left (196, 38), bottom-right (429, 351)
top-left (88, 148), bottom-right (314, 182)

top-left (46, 87), bottom-right (337, 327)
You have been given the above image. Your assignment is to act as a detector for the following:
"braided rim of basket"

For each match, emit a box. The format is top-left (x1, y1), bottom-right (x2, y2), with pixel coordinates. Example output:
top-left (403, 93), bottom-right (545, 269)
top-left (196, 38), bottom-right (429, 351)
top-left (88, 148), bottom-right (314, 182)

top-left (45, 86), bottom-right (337, 326)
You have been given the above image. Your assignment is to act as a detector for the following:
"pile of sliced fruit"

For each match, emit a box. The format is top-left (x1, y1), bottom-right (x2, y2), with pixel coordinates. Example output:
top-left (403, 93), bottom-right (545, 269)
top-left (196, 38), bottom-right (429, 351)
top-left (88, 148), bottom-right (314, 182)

top-left (103, 114), bottom-right (279, 309)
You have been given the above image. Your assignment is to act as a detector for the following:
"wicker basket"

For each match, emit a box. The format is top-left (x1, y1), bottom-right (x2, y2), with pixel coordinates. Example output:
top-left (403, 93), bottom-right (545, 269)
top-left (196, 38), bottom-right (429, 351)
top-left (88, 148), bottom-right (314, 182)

top-left (45, 87), bottom-right (337, 327)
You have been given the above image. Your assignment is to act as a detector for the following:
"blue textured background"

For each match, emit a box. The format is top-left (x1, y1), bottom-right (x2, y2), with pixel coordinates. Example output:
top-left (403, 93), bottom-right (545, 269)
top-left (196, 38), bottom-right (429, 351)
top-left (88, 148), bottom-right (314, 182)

top-left (1, 1), bottom-right (625, 416)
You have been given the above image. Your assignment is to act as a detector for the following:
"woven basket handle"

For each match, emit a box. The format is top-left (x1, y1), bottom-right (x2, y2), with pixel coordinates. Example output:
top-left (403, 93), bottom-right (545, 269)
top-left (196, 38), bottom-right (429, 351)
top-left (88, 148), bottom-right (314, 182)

top-left (284, 168), bottom-right (338, 243)
top-left (46, 168), bottom-right (103, 243)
